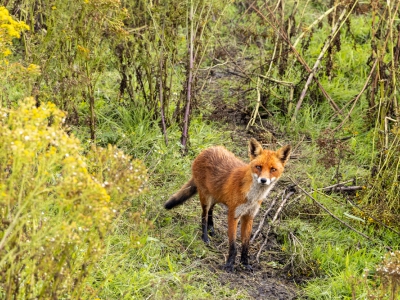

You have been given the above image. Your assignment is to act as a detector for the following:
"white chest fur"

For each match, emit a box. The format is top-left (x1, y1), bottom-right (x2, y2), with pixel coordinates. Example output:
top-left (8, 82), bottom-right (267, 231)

top-left (234, 179), bottom-right (277, 219)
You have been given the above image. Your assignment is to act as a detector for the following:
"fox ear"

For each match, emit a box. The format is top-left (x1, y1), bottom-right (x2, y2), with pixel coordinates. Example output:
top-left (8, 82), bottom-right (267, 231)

top-left (277, 145), bottom-right (291, 165)
top-left (249, 138), bottom-right (263, 160)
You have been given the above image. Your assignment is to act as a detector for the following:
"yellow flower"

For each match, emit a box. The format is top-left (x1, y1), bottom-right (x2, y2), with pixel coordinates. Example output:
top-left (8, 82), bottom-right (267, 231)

top-left (26, 64), bottom-right (41, 75)
top-left (0, 7), bottom-right (29, 55)
top-left (3, 48), bottom-right (11, 56)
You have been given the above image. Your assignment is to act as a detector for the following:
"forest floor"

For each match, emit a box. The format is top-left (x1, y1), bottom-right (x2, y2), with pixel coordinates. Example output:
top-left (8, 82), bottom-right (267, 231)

top-left (195, 62), bottom-right (306, 299)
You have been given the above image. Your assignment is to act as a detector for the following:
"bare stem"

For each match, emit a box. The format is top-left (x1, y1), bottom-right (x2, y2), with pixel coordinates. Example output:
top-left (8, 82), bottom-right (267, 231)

top-left (256, 188), bottom-right (295, 262)
top-left (292, 7), bottom-right (348, 121)
top-left (181, 1), bottom-right (194, 152)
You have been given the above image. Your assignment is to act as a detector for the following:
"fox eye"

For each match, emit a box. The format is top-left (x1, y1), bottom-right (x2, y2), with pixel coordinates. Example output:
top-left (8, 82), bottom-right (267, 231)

top-left (271, 167), bottom-right (277, 172)
top-left (255, 165), bottom-right (262, 171)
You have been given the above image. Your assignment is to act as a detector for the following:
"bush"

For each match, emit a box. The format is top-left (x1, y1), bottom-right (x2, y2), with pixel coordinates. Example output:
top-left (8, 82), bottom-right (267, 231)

top-left (0, 98), bottom-right (146, 298)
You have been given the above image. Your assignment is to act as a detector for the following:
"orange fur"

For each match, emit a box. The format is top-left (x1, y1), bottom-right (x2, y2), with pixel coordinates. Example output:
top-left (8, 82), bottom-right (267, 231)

top-left (164, 138), bottom-right (291, 271)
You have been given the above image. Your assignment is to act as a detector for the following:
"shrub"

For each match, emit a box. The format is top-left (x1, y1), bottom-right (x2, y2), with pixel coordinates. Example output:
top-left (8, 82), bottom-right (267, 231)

top-left (0, 98), bottom-right (146, 298)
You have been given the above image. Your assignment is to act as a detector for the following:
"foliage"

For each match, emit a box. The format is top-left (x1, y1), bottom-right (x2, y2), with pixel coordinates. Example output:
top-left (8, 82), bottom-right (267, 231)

top-left (4, 0), bottom-right (129, 140)
top-left (0, 11), bottom-right (146, 299)
top-left (0, 97), bottom-right (146, 298)
top-left (362, 125), bottom-right (400, 228)
top-left (0, 6), bottom-right (29, 57)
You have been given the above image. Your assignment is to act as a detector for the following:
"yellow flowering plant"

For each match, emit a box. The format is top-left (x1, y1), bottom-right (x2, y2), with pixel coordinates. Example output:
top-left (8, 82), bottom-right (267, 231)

top-left (0, 6), bottom-right (40, 105)
top-left (0, 98), bottom-right (146, 298)
top-left (0, 6), bottom-right (29, 58)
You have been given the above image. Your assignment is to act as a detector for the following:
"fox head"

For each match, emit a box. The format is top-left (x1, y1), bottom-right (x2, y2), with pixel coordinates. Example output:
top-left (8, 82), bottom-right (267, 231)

top-left (248, 138), bottom-right (291, 186)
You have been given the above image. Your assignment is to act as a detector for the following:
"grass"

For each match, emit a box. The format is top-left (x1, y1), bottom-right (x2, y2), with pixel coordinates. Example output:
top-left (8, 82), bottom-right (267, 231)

top-left (85, 109), bottom-right (251, 299)
top-left (91, 201), bottom-right (249, 299)
top-left (87, 96), bottom-right (400, 299)
top-left (278, 187), bottom-right (398, 299)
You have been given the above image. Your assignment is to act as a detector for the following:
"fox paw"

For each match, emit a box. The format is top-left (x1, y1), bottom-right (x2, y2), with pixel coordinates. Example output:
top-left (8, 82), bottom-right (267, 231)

top-left (223, 263), bottom-right (235, 273)
top-left (208, 227), bottom-right (215, 237)
top-left (241, 264), bottom-right (253, 272)
top-left (201, 235), bottom-right (210, 245)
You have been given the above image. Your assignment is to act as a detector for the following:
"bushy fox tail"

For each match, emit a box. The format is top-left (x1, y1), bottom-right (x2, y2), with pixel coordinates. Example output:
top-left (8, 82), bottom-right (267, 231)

top-left (164, 178), bottom-right (197, 210)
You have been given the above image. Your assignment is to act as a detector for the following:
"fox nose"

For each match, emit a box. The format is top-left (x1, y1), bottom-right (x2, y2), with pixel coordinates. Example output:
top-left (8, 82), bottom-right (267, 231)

top-left (260, 178), bottom-right (267, 184)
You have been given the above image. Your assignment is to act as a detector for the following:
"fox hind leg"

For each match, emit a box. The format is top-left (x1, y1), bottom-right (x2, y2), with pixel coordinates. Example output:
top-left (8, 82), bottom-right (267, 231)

top-left (199, 192), bottom-right (211, 244)
top-left (207, 203), bottom-right (216, 236)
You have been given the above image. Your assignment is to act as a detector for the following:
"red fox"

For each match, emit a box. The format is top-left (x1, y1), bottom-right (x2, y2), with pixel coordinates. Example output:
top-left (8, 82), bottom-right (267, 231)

top-left (164, 138), bottom-right (291, 272)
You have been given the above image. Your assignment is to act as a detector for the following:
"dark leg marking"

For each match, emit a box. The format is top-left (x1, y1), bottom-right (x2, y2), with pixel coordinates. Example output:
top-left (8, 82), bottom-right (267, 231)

top-left (207, 204), bottom-right (215, 236)
top-left (201, 203), bottom-right (210, 244)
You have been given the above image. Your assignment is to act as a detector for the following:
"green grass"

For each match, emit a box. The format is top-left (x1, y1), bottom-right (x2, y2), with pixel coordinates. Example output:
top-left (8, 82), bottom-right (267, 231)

top-left (85, 108), bottom-right (250, 299)
top-left (90, 198), bottom-right (250, 299)
top-left (88, 98), bottom-right (400, 299)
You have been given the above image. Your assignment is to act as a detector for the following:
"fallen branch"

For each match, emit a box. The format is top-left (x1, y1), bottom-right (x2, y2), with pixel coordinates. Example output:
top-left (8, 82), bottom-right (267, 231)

top-left (255, 186), bottom-right (296, 262)
top-left (322, 185), bottom-right (364, 193)
top-left (318, 179), bottom-right (355, 191)
top-left (288, 176), bottom-right (392, 251)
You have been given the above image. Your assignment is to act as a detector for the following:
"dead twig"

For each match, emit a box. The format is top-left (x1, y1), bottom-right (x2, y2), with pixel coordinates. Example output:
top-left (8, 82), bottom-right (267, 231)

top-left (246, 77), bottom-right (262, 130)
top-left (322, 185), bottom-right (364, 193)
top-left (384, 117), bottom-right (398, 149)
top-left (255, 186), bottom-right (296, 262)
top-left (318, 179), bottom-right (355, 191)
top-left (251, 191), bottom-right (282, 243)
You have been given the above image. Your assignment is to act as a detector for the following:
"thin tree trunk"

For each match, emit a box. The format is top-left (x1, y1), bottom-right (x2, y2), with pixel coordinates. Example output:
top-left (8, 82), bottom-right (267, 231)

top-left (86, 60), bottom-right (96, 141)
top-left (181, 1), bottom-right (194, 153)
top-left (89, 90), bottom-right (95, 141)
top-left (159, 19), bottom-right (168, 146)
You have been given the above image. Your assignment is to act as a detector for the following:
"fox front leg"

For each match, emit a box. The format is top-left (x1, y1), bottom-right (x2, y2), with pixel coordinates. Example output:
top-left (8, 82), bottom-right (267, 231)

top-left (224, 212), bottom-right (240, 272)
top-left (240, 214), bottom-right (254, 271)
